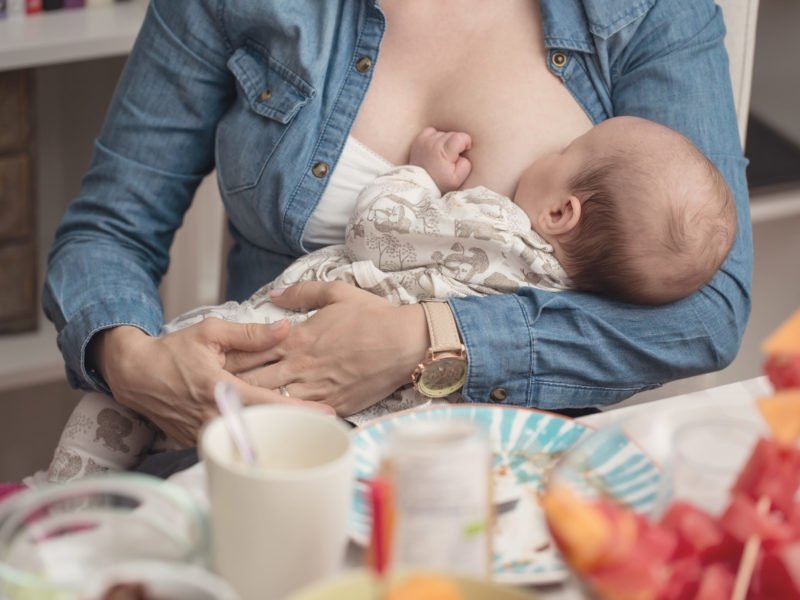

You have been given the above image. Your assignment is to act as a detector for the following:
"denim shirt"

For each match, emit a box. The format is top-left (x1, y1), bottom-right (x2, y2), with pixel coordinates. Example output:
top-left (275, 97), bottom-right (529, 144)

top-left (43, 0), bottom-right (751, 409)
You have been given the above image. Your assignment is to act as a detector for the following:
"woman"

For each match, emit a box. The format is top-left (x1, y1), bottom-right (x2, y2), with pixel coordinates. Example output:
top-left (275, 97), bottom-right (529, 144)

top-left (44, 0), bottom-right (751, 448)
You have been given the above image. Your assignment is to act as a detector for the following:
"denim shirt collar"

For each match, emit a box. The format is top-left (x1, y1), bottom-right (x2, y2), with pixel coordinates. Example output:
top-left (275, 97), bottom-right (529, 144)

top-left (539, 0), bottom-right (656, 50)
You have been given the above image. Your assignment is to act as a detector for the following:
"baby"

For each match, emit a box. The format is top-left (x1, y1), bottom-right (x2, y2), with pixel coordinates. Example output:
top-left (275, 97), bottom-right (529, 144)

top-left (47, 116), bottom-right (735, 482)
top-left (503, 116), bottom-right (736, 305)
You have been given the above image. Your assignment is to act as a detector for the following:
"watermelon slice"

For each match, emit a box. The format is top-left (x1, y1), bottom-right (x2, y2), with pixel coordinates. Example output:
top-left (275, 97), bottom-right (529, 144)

top-left (732, 437), bottom-right (800, 517)
top-left (659, 501), bottom-right (723, 560)
top-left (763, 355), bottom-right (800, 392)
top-left (694, 564), bottom-right (735, 600)
top-left (757, 540), bottom-right (800, 599)
top-left (719, 494), bottom-right (794, 546)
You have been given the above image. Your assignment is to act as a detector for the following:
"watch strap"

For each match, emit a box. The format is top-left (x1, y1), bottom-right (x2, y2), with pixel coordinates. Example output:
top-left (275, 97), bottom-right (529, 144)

top-left (421, 302), bottom-right (462, 353)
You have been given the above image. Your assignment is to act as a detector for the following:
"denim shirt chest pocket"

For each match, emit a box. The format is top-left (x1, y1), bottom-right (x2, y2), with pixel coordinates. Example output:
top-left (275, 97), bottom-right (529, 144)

top-left (216, 43), bottom-right (315, 194)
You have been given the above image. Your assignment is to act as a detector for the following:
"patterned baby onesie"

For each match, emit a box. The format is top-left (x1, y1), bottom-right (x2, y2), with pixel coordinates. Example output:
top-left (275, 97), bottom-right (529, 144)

top-left (166, 166), bottom-right (568, 330)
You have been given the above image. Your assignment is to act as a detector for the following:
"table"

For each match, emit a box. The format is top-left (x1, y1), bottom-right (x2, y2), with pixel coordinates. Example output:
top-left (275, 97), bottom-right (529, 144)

top-left (168, 376), bottom-right (773, 599)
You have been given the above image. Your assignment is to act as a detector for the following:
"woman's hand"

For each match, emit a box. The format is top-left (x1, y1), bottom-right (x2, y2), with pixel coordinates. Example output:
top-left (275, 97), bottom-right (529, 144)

top-left (92, 319), bottom-right (334, 447)
top-left (231, 282), bottom-right (430, 416)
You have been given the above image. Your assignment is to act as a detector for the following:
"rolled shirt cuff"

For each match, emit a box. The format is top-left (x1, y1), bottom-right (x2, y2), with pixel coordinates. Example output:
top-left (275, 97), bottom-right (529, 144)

top-left (56, 296), bottom-right (163, 393)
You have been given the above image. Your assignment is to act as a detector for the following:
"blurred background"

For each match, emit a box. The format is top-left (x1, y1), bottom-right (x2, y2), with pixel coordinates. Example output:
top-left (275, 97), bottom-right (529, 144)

top-left (0, 0), bottom-right (798, 481)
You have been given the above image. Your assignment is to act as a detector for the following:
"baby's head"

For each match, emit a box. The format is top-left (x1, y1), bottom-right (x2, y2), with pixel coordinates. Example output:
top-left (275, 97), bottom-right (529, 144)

top-left (514, 116), bottom-right (736, 305)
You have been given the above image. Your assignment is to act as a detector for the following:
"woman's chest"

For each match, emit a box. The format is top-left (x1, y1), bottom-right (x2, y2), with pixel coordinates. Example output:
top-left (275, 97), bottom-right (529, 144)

top-left (351, 0), bottom-right (593, 197)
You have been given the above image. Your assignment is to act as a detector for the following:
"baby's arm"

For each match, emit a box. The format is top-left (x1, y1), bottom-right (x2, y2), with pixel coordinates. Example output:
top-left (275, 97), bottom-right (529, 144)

top-left (409, 127), bottom-right (472, 193)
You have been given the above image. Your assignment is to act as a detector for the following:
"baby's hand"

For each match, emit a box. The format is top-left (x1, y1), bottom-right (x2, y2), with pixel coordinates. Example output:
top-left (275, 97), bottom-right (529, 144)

top-left (409, 127), bottom-right (472, 193)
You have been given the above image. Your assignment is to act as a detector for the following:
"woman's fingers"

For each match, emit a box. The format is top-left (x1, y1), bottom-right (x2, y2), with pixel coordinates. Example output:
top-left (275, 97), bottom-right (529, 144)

top-left (236, 360), bottom-right (285, 390)
top-left (233, 298), bottom-right (427, 416)
top-left (162, 375), bottom-right (334, 445)
top-left (236, 363), bottom-right (330, 402)
top-left (223, 348), bottom-right (277, 374)
top-left (229, 373), bottom-right (336, 415)
top-left (95, 318), bottom-right (328, 449)
top-left (199, 317), bottom-right (290, 352)
top-left (269, 280), bottom-right (365, 312)
top-left (202, 318), bottom-right (289, 372)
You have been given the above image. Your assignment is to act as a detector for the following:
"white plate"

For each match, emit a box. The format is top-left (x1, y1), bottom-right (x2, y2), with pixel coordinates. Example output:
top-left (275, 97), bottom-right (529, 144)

top-left (348, 404), bottom-right (660, 585)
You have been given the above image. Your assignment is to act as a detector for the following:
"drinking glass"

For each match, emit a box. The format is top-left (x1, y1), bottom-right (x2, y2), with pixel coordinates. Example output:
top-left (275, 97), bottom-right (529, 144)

top-left (668, 418), bottom-right (760, 514)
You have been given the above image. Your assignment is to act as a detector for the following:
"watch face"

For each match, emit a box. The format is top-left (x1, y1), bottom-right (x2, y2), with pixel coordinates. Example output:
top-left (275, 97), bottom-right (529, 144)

top-left (419, 356), bottom-right (468, 398)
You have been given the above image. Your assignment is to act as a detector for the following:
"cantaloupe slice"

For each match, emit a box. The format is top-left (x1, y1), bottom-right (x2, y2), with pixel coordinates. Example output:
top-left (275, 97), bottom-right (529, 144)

top-left (541, 484), bottom-right (614, 571)
top-left (762, 310), bottom-right (800, 355)
top-left (385, 574), bottom-right (462, 600)
top-left (757, 390), bottom-right (800, 444)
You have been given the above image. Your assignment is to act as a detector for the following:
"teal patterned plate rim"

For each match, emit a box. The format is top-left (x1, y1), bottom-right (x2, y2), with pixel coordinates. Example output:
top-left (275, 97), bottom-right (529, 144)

top-left (348, 404), bottom-right (661, 585)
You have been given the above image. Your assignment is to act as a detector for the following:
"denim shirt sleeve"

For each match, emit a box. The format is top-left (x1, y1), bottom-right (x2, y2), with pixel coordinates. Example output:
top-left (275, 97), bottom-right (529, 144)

top-left (450, 0), bottom-right (752, 408)
top-left (42, 0), bottom-right (234, 391)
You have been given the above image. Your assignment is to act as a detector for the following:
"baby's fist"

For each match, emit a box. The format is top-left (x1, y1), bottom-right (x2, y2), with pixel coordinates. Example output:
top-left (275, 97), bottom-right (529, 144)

top-left (409, 127), bottom-right (473, 193)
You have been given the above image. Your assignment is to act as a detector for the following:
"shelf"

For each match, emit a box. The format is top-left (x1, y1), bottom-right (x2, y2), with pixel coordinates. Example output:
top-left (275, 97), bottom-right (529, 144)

top-left (0, 0), bottom-right (147, 72)
top-left (0, 321), bottom-right (64, 392)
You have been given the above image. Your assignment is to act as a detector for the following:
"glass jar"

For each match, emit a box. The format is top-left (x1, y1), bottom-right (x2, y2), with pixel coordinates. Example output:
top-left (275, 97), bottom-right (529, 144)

top-left (0, 473), bottom-right (209, 599)
top-left (382, 418), bottom-right (493, 578)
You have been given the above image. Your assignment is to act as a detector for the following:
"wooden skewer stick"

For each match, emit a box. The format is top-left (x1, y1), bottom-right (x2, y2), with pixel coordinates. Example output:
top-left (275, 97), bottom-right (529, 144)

top-left (731, 496), bottom-right (772, 600)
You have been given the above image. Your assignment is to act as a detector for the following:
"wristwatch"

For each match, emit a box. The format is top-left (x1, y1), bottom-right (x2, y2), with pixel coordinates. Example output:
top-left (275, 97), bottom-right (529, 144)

top-left (411, 302), bottom-right (468, 398)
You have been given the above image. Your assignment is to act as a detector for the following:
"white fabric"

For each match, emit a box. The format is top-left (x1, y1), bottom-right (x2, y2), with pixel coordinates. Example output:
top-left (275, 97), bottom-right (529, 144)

top-left (302, 136), bottom-right (394, 246)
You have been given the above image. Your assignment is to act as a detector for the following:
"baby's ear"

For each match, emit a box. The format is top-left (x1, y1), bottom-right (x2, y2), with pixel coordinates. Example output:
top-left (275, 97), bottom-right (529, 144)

top-left (540, 195), bottom-right (581, 236)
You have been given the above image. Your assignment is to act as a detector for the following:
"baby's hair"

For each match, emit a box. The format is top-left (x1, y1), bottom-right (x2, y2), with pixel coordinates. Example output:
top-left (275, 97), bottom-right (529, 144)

top-left (658, 159), bottom-right (736, 299)
top-left (559, 140), bottom-right (736, 305)
top-left (557, 156), bottom-right (641, 302)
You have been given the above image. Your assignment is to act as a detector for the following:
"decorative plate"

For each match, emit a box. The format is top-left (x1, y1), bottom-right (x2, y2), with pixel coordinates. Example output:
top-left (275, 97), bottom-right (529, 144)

top-left (348, 404), bottom-right (660, 585)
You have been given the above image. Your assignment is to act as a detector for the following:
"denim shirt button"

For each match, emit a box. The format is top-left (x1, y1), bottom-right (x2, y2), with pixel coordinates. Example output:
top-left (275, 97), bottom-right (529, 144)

top-left (489, 387), bottom-right (508, 402)
top-left (311, 161), bottom-right (329, 178)
top-left (355, 56), bottom-right (373, 73)
top-left (551, 51), bottom-right (568, 69)
top-left (257, 89), bottom-right (272, 102)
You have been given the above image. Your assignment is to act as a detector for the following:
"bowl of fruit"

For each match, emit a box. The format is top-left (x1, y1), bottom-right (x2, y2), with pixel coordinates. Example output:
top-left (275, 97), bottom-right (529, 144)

top-left (542, 310), bottom-right (800, 600)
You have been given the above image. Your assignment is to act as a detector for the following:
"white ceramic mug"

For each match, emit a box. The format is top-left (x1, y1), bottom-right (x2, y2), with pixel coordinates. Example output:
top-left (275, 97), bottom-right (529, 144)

top-left (200, 406), bottom-right (354, 600)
